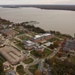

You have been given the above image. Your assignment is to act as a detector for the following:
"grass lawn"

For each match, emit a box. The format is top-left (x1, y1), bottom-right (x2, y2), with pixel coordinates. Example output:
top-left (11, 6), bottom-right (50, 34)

top-left (48, 38), bottom-right (59, 42)
top-left (29, 64), bottom-right (38, 75)
top-left (19, 35), bottom-right (30, 40)
top-left (29, 32), bottom-right (38, 37)
top-left (16, 42), bottom-right (25, 50)
top-left (70, 56), bottom-right (75, 64)
top-left (23, 58), bottom-right (33, 64)
top-left (16, 65), bottom-right (26, 75)
top-left (15, 29), bottom-right (25, 35)
top-left (41, 48), bottom-right (53, 58)
top-left (31, 48), bottom-right (53, 58)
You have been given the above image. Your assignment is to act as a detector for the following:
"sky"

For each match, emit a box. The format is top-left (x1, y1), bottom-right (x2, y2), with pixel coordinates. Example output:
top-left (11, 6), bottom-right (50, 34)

top-left (0, 0), bottom-right (75, 5)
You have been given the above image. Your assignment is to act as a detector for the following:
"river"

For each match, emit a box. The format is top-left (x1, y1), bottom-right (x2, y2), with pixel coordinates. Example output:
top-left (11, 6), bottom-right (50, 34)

top-left (0, 7), bottom-right (75, 36)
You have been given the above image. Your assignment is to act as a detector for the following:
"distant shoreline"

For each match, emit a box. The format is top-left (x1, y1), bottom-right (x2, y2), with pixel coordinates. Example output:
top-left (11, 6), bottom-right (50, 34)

top-left (0, 5), bottom-right (75, 11)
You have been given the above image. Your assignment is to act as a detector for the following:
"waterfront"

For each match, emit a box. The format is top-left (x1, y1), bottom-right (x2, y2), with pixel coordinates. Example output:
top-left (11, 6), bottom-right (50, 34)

top-left (0, 7), bottom-right (75, 36)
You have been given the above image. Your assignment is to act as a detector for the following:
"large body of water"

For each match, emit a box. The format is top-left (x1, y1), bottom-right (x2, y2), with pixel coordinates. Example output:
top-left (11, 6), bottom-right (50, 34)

top-left (0, 7), bottom-right (75, 36)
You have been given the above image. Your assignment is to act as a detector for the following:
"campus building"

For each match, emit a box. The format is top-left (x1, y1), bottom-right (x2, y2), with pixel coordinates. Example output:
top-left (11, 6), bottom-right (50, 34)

top-left (5, 70), bottom-right (16, 75)
top-left (1, 29), bottom-right (17, 38)
top-left (61, 39), bottom-right (75, 53)
top-left (23, 40), bottom-right (35, 50)
top-left (34, 45), bottom-right (44, 52)
top-left (3, 61), bottom-right (11, 71)
top-left (23, 40), bottom-right (44, 52)
top-left (31, 33), bottom-right (55, 43)
top-left (0, 46), bottom-right (25, 65)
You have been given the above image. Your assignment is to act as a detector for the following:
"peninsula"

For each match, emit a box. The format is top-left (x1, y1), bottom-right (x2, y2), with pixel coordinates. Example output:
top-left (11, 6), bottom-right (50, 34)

top-left (0, 17), bottom-right (75, 75)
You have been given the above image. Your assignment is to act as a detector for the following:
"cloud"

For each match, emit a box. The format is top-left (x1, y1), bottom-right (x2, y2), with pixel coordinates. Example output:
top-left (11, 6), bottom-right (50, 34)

top-left (0, 0), bottom-right (75, 5)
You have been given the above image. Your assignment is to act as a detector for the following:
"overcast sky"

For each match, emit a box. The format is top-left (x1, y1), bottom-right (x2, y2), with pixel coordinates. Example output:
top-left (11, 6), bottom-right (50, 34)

top-left (0, 0), bottom-right (75, 5)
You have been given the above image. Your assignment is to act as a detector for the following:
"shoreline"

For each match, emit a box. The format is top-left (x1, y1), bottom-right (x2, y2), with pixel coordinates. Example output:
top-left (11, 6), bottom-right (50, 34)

top-left (1, 5), bottom-right (75, 11)
top-left (0, 7), bottom-right (74, 37)
top-left (0, 17), bottom-right (73, 38)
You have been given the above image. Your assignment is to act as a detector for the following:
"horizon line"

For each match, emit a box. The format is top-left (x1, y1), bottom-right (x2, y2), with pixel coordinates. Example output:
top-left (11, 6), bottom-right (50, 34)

top-left (0, 4), bottom-right (75, 5)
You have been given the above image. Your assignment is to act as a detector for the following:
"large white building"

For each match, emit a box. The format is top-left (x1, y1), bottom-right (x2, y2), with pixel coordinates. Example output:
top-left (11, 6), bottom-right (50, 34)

top-left (23, 40), bottom-right (44, 52)
top-left (31, 33), bottom-right (55, 43)
top-left (23, 40), bottom-right (35, 50)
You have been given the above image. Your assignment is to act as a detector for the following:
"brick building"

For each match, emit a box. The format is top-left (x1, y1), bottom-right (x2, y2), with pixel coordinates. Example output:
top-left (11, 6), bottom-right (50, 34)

top-left (0, 46), bottom-right (25, 65)
top-left (31, 33), bottom-right (55, 43)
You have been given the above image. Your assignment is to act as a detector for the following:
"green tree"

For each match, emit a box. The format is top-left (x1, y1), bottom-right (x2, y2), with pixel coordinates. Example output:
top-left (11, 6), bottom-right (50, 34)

top-left (0, 63), bottom-right (4, 75)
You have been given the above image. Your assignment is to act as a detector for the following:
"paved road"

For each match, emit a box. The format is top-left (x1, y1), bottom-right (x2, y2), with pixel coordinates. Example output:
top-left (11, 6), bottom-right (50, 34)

top-left (20, 62), bottom-right (33, 75)
top-left (6, 39), bottom-right (60, 75)
top-left (20, 58), bottom-right (41, 75)
top-left (46, 71), bottom-right (52, 75)
top-left (43, 45), bottom-right (53, 51)
top-left (29, 55), bottom-right (36, 60)
top-left (46, 48), bottom-right (60, 59)
top-left (24, 67), bottom-right (33, 75)
top-left (28, 58), bottom-right (41, 66)
top-left (46, 64), bottom-right (52, 75)
top-left (14, 36), bottom-right (23, 42)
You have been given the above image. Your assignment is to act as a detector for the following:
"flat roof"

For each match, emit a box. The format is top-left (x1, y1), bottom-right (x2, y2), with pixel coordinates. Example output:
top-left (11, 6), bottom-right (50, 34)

top-left (26, 40), bottom-right (34, 44)
top-left (34, 33), bottom-right (51, 39)
top-left (0, 46), bottom-right (24, 65)
top-left (45, 42), bottom-right (53, 46)
top-left (24, 40), bottom-right (35, 46)
top-left (63, 39), bottom-right (75, 51)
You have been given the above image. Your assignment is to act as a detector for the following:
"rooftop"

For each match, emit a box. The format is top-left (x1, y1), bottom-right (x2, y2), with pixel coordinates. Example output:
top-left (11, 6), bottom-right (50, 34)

top-left (44, 42), bottom-right (53, 46)
top-left (23, 40), bottom-right (35, 46)
top-left (1, 29), bottom-right (16, 36)
top-left (6, 70), bottom-right (16, 75)
top-left (0, 46), bottom-right (25, 65)
top-left (38, 60), bottom-right (44, 72)
top-left (63, 39), bottom-right (75, 51)
top-left (34, 33), bottom-right (51, 39)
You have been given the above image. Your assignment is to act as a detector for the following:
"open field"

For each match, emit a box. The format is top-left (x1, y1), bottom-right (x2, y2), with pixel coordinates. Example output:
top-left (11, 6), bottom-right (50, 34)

top-left (23, 58), bottom-right (34, 64)
top-left (16, 65), bottom-right (26, 75)
top-left (29, 64), bottom-right (38, 75)
top-left (70, 56), bottom-right (75, 64)
top-left (31, 48), bottom-right (53, 58)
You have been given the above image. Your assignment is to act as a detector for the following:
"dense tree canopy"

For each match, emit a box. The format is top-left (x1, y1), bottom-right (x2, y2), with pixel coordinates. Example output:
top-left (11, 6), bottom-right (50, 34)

top-left (45, 58), bottom-right (75, 75)
top-left (0, 62), bottom-right (5, 75)
top-left (35, 70), bottom-right (41, 75)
